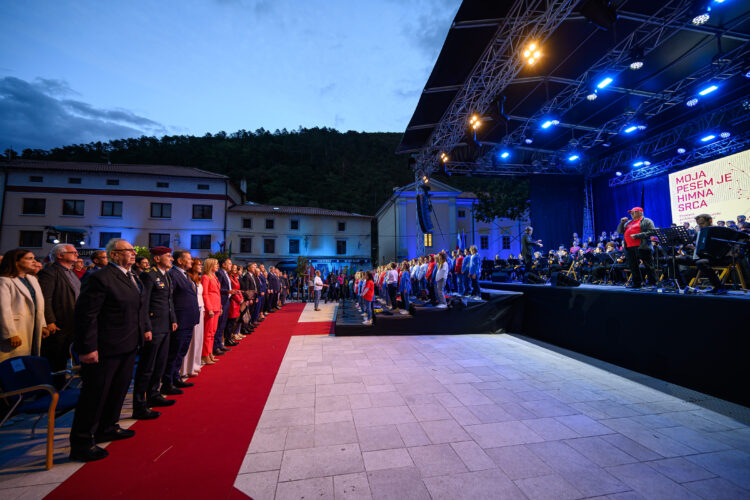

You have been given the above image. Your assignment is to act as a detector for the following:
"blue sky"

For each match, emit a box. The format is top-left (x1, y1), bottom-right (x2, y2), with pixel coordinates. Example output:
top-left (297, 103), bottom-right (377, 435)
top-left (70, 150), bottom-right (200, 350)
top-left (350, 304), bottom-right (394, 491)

top-left (0, 0), bottom-right (459, 151)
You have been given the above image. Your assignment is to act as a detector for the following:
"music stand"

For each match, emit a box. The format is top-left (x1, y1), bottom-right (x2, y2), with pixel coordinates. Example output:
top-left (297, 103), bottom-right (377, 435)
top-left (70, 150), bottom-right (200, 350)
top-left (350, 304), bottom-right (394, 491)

top-left (651, 226), bottom-right (693, 292)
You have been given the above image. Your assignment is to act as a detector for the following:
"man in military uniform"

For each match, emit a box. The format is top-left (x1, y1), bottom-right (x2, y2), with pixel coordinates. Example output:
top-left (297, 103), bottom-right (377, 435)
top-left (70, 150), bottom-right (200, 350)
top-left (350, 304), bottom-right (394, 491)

top-left (132, 246), bottom-right (178, 420)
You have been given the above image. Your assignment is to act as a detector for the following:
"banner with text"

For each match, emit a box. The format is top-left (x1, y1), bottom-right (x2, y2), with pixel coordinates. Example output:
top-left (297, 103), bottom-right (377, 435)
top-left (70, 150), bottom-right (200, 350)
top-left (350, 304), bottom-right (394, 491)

top-left (668, 148), bottom-right (750, 225)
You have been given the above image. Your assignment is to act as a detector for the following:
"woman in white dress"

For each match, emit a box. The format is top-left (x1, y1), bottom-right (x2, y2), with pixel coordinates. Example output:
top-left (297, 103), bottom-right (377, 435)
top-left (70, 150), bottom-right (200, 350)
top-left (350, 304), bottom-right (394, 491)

top-left (181, 258), bottom-right (204, 378)
top-left (0, 249), bottom-right (47, 361)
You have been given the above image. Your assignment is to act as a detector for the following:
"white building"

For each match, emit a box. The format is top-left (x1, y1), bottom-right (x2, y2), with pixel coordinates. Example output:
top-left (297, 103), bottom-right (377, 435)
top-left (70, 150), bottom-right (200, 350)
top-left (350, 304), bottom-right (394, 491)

top-left (227, 203), bottom-right (372, 273)
top-left (375, 179), bottom-right (526, 263)
top-left (0, 160), bottom-right (240, 259)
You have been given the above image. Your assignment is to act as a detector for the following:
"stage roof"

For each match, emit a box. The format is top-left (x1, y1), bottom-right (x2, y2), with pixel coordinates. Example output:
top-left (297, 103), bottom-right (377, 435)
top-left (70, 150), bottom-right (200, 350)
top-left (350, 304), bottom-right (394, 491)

top-left (398, 0), bottom-right (750, 181)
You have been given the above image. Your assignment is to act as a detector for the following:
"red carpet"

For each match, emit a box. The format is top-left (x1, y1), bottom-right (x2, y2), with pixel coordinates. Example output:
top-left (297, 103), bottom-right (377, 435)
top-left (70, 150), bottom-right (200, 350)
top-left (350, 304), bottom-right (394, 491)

top-left (47, 303), bottom-right (333, 499)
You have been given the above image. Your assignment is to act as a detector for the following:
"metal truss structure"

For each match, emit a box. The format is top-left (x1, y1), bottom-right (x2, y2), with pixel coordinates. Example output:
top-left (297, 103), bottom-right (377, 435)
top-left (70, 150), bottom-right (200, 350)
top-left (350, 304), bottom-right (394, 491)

top-left (416, 0), bottom-right (580, 176)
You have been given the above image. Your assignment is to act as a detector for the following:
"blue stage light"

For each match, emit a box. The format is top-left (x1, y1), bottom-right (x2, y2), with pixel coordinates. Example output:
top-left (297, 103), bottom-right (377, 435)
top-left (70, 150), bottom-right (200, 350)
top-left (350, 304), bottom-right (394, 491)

top-left (677, 147), bottom-right (686, 154)
top-left (700, 134), bottom-right (716, 142)
top-left (633, 161), bottom-right (644, 167)
top-left (686, 98), bottom-right (699, 107)
top-left (541, 119), bottom-right (559, 129)
top-left (524, 137), bottom-right (533, 144)
top-left (568, 154), bottom-right (580, 161)
top-left (624, 126), bottom-right (638, 134)
top-left (698, 85), bottom-right (718, 96)
top-left (500, 151), bottom-right (510, 159)
top-left (596, 77), bottom-right (613, 89)
top-left (720, 131), bottom-right (731, 138)
top-left (615, 171), bottom-right (622, 177)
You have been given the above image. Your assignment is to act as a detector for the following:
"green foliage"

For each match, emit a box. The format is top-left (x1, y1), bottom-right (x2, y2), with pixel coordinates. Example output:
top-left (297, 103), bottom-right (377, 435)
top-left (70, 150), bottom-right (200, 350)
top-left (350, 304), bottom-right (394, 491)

top-left (18, 128), bottom-right (529, 217)
top-left (295, 256), bottom-right (309, 278)
top-left (434, 175), bottom-right (530, 222)
top-left (208, 251), bottom-right (229, 261)
top-left (133, 246), bottom-right (151, 260)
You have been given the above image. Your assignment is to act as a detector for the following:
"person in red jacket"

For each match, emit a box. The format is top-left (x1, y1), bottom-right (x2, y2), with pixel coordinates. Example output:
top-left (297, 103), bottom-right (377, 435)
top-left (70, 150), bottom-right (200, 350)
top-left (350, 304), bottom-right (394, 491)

top-left (426, 255), bottom-right (437, 304)
top-left (454, 251), bottom-right (465, 295)
top-left (362, 271), bottom-right (375, 325)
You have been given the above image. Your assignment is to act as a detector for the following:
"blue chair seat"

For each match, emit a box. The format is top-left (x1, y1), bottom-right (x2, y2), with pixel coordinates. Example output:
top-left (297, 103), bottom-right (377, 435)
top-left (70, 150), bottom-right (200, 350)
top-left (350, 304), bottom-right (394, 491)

top-left (19, 388), bottom-right (80, 414)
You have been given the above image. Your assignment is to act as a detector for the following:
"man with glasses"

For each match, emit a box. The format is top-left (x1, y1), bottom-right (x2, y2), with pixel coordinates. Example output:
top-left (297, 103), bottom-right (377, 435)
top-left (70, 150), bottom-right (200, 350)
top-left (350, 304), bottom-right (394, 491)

top-left (81, 249), bottom-right (109, 284)
top-left (37, 244), bottom-right (81, 388)
top-left (70, 238), bottom-right (150, 462)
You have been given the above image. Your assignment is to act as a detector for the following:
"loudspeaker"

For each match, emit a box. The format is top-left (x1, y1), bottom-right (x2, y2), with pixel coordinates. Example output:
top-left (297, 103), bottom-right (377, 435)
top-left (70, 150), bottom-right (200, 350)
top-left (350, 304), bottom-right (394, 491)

top-left (416, 193), bottom-right (433, 233)
top-left (491, 271), bottom-right (510, 283)
top-left (550, 272), bottom-right (581, 287)
top-left (523, 272), bottom-right (546, 284)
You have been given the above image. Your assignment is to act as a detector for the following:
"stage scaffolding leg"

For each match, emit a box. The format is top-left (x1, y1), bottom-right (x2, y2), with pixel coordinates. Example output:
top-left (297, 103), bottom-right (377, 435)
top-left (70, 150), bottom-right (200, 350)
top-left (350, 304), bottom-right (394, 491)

top-left (583, 177), bottom-right (595, 243)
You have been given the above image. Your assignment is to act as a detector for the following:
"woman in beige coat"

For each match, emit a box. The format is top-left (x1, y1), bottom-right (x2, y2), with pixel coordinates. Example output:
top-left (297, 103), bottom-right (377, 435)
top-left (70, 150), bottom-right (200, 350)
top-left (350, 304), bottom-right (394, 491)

top-left (0, 249), bottom-right (48, 361)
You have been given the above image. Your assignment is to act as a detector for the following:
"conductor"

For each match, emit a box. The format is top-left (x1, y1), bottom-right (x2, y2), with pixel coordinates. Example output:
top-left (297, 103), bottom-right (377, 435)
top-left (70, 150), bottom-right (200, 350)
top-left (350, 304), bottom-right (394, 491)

top-left (521, 226), bottom-right (543, 269)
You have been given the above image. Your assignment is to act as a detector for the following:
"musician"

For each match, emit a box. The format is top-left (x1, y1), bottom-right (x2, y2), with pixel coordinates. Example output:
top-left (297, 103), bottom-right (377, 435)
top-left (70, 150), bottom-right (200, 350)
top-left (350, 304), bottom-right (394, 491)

top-left (617, 207), bottom-right (657, 289)
top-left (521, 226), bottom-right (543, 269)
top-left (675, 214), bottom-right (726, 294)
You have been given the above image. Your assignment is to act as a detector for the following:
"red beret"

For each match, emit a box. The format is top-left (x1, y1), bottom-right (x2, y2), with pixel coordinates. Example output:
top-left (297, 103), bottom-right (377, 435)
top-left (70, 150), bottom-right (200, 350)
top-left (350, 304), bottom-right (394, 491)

top-left (150, 246), bottom-right (172, 256)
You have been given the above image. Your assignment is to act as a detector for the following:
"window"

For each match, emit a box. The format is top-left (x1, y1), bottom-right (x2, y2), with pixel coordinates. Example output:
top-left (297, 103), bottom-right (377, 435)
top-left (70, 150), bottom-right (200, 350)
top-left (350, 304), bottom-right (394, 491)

top-left (62, 200), bottom-right (84, 216)
top-left (336, 240), bottom-right (347, 255)
top-left (19, 230), bottom-right (43, 248)
top-left (457, 209), bottom-right (466, 218)
top-left (240, 238), bottom-right (252, 253)
top-left (68, 177), bottom-right (81, 184)
top-left (29, 175), bottom-right (43, 182)
top-left (424, 233), bottom-right (433, 248)
top-left (263, 239), bottom-right (275, 254)
top-left (99, 232), bottom-right (121, 247)
top-left (265, 219), bottom-right (274, 229)
top-left (290, 219), bottom-right (299, 230)
top-left (149, 233), bottom-right (170, 248)
top-left (502, 235), bottom-right (511, 250)
top-left (192, 204), bottom-right (213, 220)
top-left (157, 182), bottom-right (169, 188)
top-left (338, 221), bottom-right (346, 231)
top-left (22, 198), bottom-right (45, 215)
top-left (480, 235), bottom-right (489, 250)
top-left (101, 201), bottom-right (122, 217)
top-left (197, 184), bottom-right (209, 190)
top-left (191, 234), bottom-right (211, 250)
top-left (289, 239), bottom-right (300, 254)
top-left (242, 218), bottom-right (252, 229)
top-left (150, 203), bottom-right (172, 218)
top-left (106, 179), bottom-right (119, 186)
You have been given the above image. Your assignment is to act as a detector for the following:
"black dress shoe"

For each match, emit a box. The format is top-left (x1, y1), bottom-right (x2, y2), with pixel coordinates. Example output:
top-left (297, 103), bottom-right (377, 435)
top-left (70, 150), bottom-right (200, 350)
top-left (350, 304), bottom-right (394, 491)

top-left (95, 427), bottom-right (135, 443)
top-left (132, 408), bottom-right (161, 420)
top-left (213, 349), bottom-right (226, 356)
top-left (225, 340), bottom-right (238, 347)
top-left (174, 379), bottom-right (194, 388)
top-left (148, 394), bottom-right (176, 407)
top-left (161, 385), bottom-right (184, 396)
top-left (70, 445), bottom-right (109, 462)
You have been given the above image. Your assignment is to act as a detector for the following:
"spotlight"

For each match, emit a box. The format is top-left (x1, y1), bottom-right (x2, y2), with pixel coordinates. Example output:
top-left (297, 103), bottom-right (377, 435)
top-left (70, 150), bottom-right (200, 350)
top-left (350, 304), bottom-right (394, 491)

top-left (637, 125), bottom-right (647, 131)
top-left (440, 152), bottom-right (449, 163)
top-left (469, 114), bottom-right (482, 130)
top-left (686, 98), bottom-right (699, 107)
top-left (624, 126), bottom-right (638, 134)
top-left (691, 2), bottom-right (711, 26)
top-left (522, 41), bottom-right (542, 65)
top-left (422, 175), bottom-right (430, 184)
top-left (602, 141), bottom-right (611, 147)
top-left (615, 171), bottom-right (623, 177)
top-left (677, 147), bottom-right (687, 154)
top-left (698, 84), bottom-right (718, 96)
top-left (596, 77), bottom-right (613, 89)
top-left (524, 136), bottom-right (533, 144)
top-left (500, 151), bottom-right (510, 159)
top-left (79, 240), bottom-right (86, 246)
top-left (541, 119), bottom-right (559, 129)
top-left (692, 12), bottom-right (710, 25)
top-left (629, 47), bottom-right (644, 70)
top-left (568, 154), bottom-right (580, 161)
top-left (633, 161), bottom-right (644, 167)
top-left (54, 239), bottom-right (60, 244)
top-left (700, 134), bottom-right (716, 142)
top-left (720, 131), bottom-right (731, 138)
top-left (587, 91), bottom-right (598, 101)
top-left (643, 161), bottom-right (651, 166)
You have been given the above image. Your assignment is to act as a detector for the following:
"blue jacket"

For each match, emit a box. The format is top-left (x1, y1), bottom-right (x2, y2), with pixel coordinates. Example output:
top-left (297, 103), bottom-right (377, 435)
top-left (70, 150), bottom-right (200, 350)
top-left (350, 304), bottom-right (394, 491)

top-left (469, 253), bottom-right (481, 275)
top-left (399, 270), bottom-right (411, 293)
top-left (168, 267), bottom-right (200, 329)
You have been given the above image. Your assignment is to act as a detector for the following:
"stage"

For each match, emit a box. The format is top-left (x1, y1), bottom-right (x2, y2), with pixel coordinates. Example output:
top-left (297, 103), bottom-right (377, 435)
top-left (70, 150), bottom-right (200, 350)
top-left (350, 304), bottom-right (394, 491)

top-left (480, 281), bottom-right (750, 408)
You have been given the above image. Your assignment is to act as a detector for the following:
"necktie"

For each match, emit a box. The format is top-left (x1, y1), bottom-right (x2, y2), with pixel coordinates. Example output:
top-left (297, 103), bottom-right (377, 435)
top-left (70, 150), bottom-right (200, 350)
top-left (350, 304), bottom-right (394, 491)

top-left (128, 272), bottom-right (142, 293)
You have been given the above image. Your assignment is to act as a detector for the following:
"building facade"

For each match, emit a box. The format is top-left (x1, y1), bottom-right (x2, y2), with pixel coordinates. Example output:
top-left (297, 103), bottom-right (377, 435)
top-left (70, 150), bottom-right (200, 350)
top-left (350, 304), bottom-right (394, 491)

top-left (375, 179), bottom-right (527, 263)
top-left (0, 160), bottom-right (239, 259)
top-left (227, 204), bottom-right (372, 273)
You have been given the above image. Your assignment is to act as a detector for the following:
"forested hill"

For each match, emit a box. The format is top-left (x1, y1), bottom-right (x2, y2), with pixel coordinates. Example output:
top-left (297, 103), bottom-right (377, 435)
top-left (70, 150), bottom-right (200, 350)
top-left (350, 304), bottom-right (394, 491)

top-left (12, 128), bottom-right (416, 216)
top-left (9, 127), bottom-right (527, 218)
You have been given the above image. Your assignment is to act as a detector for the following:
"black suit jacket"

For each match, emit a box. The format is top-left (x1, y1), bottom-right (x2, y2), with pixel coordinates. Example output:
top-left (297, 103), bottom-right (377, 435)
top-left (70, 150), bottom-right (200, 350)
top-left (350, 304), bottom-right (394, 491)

top-left (217, 269), bottom-right (231, 307)
top-left (74, 263), bottom-right (146, 356)
top-left (37, 262), bottom-right (77, 339)
top-left (168, 267), bottom-right (200, 330)
top-left (140, 267), bottom-right (177, 334)
top-left (239, 272), bottom-right (258, 300)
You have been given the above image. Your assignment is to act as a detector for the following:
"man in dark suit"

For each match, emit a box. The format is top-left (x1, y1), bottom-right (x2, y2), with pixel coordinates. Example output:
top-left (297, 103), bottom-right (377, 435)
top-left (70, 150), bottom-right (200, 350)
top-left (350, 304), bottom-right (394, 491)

top-left (81, 249), bottom-right (108, 285)
top-left (164, 250), bottom-right (199, 389)
top-left (521, 226), bottom-right (543, 270)
top-left (70, 238), bottom-right (148, 461)
top-left (267, 267), bottom-right (279, 311)
top-left (213, 258), bottom-right (232, 356)
top-left (37, 243), bottom-right (81, 388)
top-left (132, 247), bottom-right (178, 420)
top-left (239, 263), bottom-right (258, 334)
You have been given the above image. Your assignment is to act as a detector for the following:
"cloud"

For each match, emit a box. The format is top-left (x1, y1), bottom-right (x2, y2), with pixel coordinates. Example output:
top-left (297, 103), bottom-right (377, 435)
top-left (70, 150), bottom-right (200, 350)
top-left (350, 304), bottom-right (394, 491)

top-left (0, 76), bottom-right (166, 151)
top-left (319, 83), bottom-right (337, 97)
top-left (399, 0), bottom-right (460, 61)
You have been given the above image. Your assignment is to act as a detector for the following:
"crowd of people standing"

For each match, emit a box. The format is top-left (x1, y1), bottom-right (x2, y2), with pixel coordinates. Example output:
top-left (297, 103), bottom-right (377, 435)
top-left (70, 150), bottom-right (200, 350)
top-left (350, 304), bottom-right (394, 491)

top-left (0, 239), bottom-right (290, 462)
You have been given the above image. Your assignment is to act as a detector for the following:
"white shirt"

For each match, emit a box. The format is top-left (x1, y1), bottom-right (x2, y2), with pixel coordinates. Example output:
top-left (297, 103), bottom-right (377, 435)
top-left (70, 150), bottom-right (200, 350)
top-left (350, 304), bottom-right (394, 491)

top-left (435, 262), bottom-right (449, 281)
top-left (314, 276), bottom-right (324, 291)
top-left (386, 269), bottom-right (398, 284)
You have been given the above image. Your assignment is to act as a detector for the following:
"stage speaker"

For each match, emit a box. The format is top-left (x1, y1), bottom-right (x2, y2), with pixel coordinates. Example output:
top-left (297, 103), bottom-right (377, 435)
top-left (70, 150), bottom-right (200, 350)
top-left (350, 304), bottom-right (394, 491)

top-left (408, 303), bottom-right (417, 316)
top-left (550, 272), bottom-right (581, 287)
top-left (491, 271), bottom-right (510, 283)
top-left (523, 272), bottom-right (546, 284)
top-left (416, 193), bottom-right (433, 233)
top-left (448, 296), bottom-right (465, 311)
